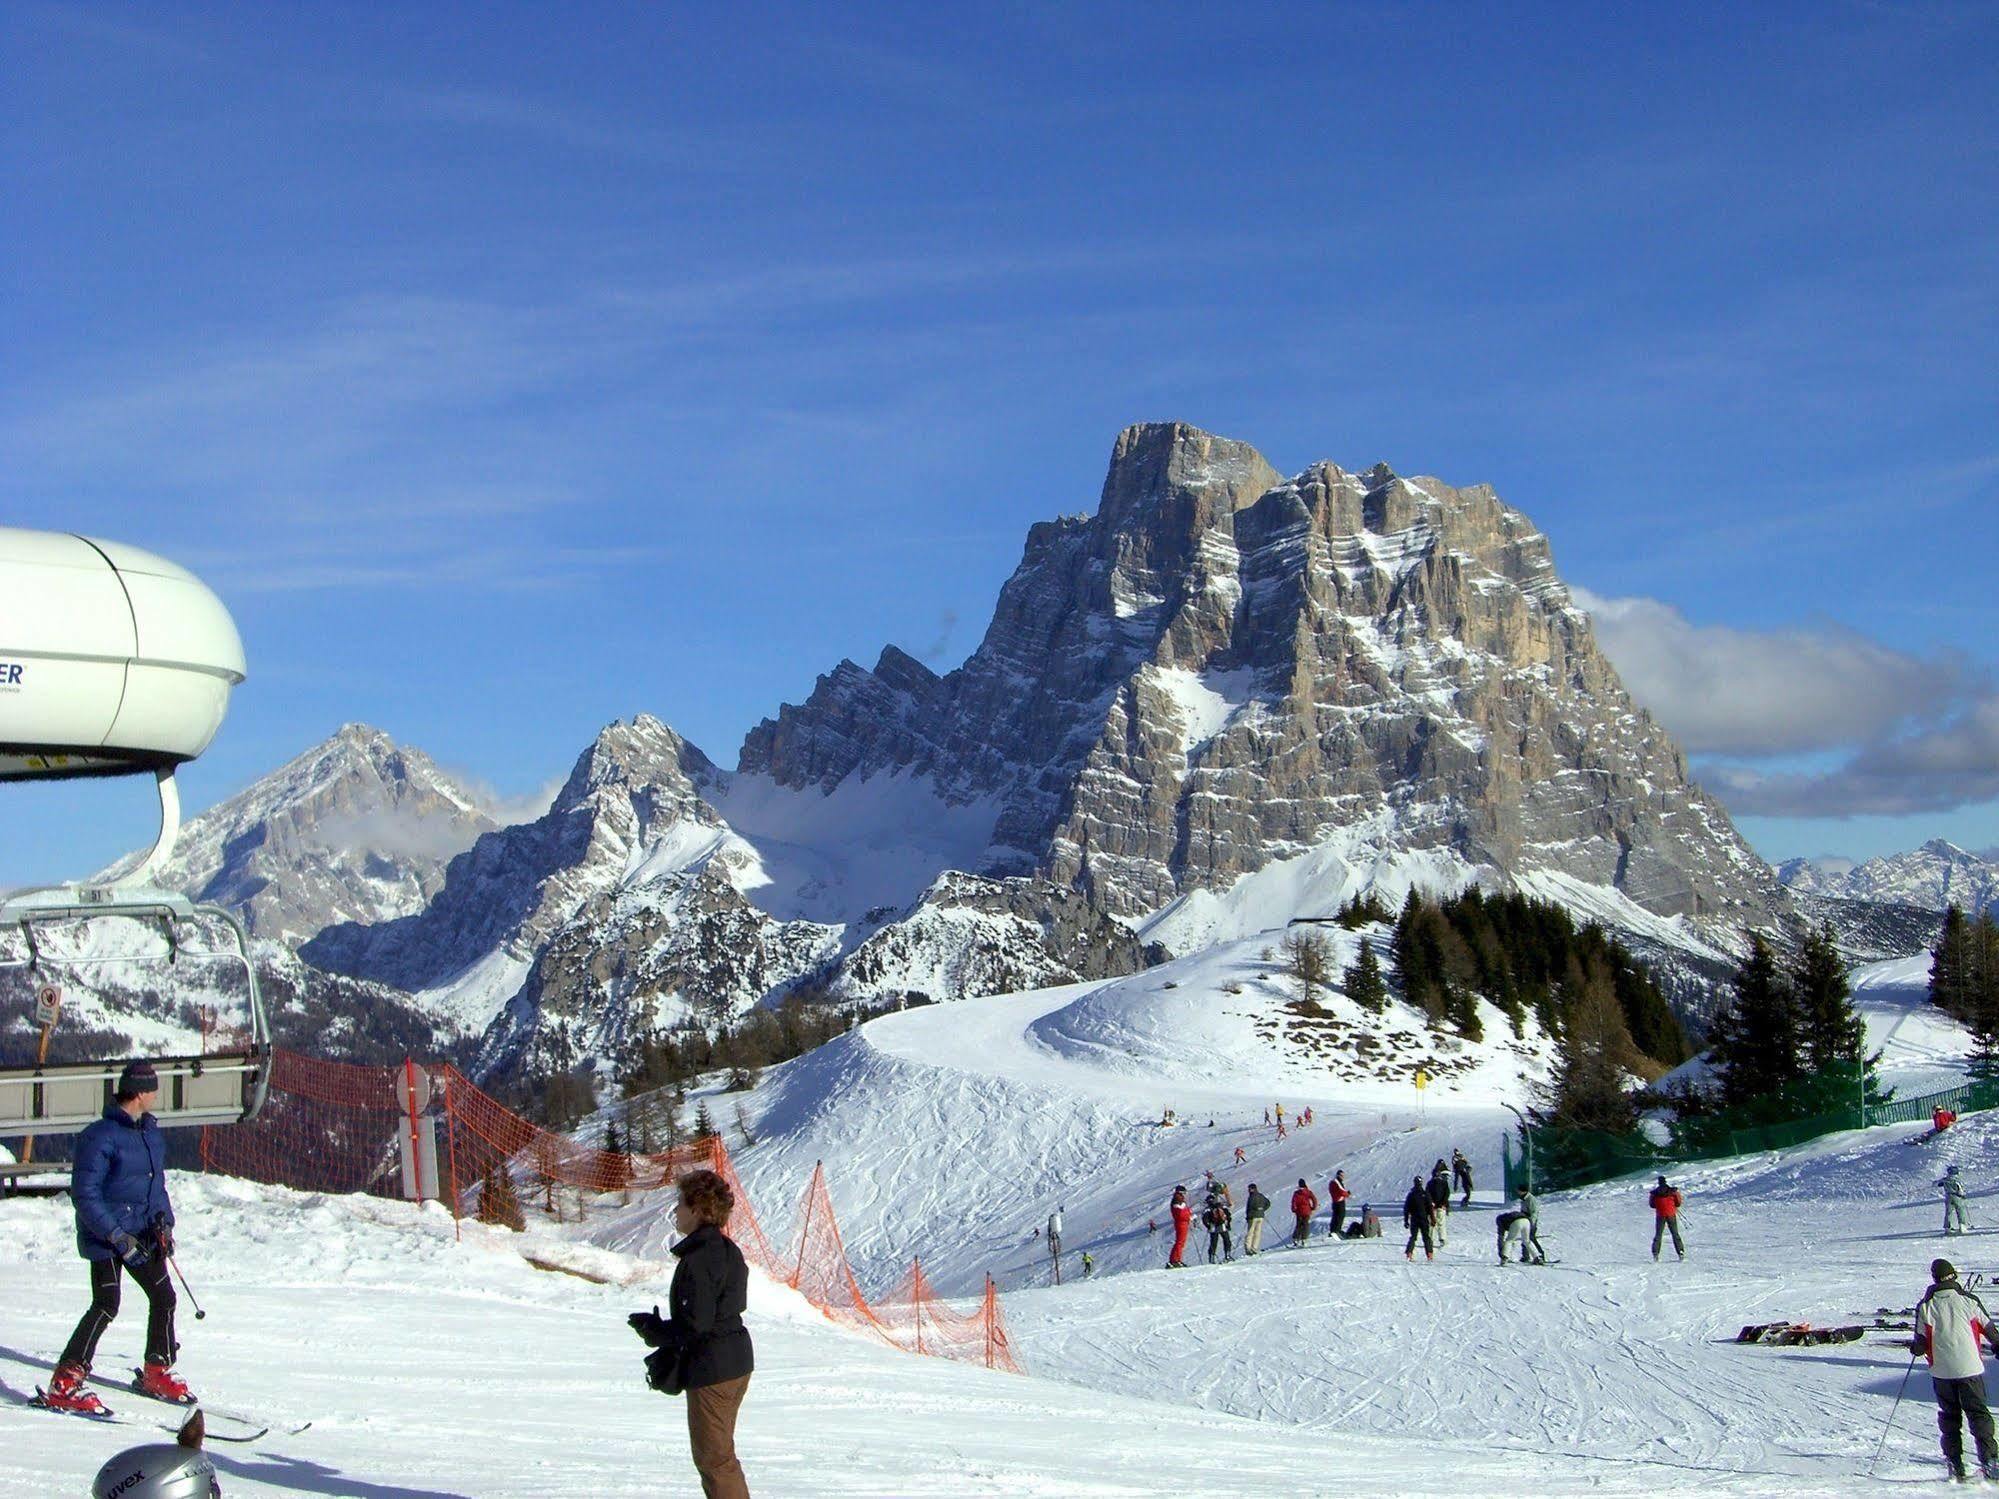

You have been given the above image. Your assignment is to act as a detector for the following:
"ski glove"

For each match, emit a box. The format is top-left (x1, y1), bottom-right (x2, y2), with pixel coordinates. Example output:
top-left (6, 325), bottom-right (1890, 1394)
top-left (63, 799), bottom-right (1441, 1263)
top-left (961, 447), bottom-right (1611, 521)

top-left (627, 1307), bottom-right (670, 1348)
top-left (109, 1229), bottom-right (150, 1267)
top-left (153, 1222), bottom-right (174, 1257)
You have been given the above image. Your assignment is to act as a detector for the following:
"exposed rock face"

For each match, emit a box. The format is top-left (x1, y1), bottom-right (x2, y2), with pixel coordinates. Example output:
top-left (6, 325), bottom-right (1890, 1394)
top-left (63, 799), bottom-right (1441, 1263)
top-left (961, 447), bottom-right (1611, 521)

top-left (1781, 840), bottom-right (1999, 918)
top-left (479, 869), bottom-right (841, 1078)
top-left (104, 723), bottom-right (496, 947)
top-left (304, 715), bottom-right (730, 997)
top-left (832, 873), bottom-right (1157, 1006)
top-left (741, 422), bottom-right (1784, 936)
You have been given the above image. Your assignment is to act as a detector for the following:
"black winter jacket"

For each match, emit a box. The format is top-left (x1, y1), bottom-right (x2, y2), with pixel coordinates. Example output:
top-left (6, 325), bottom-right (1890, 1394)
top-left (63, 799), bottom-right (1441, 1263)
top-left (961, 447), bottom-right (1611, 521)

top-left (1404, 1186), bottom-right (1435, 1228)
top-left (668, 1224), bottom-right (754, 1390)
top-left (1427, 1173), bottom-right (1451, 1211)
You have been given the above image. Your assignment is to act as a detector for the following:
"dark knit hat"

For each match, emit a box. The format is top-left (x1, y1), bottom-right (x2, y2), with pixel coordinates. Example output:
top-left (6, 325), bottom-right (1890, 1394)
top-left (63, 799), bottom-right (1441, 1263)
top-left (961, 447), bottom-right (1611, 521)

top-left (1934, 1258), bottom-right (1959, 1283)
top-left (117, 1059), bottom-right (159, 1097)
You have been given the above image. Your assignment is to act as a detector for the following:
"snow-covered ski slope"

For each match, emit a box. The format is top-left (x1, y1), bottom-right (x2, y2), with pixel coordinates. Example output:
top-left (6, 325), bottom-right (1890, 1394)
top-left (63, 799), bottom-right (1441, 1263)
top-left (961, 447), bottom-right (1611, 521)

top-left (2, 945), bottom-right (1979, 1495)
top-left (3, 1109), bottom-right (1994, 1493)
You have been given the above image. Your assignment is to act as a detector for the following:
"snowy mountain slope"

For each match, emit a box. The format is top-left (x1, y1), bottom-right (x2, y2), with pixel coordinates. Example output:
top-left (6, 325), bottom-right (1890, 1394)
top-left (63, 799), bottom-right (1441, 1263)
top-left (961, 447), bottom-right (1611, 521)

top-left (98, 722), bottom-right (498, 946)
top-left (1782, 839), bottom-right (1999, 918)
top-left (592, 931), bottom-right (1557, 1298)
top-left (4, 991), bottom-right (1990, 1493)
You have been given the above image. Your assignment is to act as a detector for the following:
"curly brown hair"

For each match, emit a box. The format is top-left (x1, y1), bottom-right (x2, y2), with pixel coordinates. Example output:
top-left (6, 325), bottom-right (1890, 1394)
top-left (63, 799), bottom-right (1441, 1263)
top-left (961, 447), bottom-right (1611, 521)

top-left (677, 1168), bottom-right (735, 1228)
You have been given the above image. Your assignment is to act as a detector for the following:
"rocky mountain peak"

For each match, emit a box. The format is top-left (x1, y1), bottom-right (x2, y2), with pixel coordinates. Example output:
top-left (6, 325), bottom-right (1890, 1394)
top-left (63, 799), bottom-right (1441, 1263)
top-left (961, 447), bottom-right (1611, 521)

top-left (557, 713), bottom-right (721, 820)
top-left (110, 722), bottom-right (496, 945)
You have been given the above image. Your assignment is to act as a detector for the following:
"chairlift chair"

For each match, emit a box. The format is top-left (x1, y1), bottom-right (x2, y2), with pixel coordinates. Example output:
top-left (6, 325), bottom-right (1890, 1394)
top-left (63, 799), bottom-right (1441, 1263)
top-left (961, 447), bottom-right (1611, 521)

top-left (0, 526), bottom-right (269, 1141)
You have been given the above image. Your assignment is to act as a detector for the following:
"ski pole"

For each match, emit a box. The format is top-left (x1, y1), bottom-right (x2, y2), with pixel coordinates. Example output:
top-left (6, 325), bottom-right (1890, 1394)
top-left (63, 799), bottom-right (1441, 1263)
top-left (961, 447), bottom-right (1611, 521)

top-left (165, 1252), bottom-right (207, 1322)
top-left (1868, 1347), bottom-right (1918, 1477)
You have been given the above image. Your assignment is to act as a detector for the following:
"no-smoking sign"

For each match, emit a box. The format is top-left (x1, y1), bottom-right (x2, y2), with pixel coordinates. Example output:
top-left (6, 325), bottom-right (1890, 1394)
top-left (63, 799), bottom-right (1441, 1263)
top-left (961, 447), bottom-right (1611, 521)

top-left (34, 984), bottom-right (60, 1028)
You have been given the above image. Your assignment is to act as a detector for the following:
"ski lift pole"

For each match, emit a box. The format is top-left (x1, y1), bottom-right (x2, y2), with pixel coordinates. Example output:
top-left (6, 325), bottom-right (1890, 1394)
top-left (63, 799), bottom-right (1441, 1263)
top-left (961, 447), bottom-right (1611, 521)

top-left (19, 984), bottom-right (61, 1167)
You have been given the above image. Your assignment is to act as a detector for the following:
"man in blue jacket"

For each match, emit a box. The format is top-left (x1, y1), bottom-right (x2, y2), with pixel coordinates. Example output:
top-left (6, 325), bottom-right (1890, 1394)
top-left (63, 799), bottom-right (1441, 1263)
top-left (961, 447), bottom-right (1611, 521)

top-left (42, 1060), bottom-right (187, 1415)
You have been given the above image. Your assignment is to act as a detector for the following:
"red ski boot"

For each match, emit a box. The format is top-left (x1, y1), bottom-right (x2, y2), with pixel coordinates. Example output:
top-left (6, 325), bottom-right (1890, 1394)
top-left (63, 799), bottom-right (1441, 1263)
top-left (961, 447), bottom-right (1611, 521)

top-left (40, 1363), bottom-right (109, 1416)
top-left (136, 1362), bottom-right (194, 1404)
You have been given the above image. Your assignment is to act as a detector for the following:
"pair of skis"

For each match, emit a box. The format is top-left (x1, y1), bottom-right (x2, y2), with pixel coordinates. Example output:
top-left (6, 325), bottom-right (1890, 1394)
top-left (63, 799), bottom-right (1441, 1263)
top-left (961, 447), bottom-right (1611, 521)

top-left (24, 1364), bottom-right (310, 1442)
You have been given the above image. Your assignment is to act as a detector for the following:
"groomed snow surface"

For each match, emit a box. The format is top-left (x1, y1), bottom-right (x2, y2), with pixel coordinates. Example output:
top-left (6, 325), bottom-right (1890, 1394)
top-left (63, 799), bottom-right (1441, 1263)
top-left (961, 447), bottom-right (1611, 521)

top-left (4, 947), bottom-right (1988, 1495)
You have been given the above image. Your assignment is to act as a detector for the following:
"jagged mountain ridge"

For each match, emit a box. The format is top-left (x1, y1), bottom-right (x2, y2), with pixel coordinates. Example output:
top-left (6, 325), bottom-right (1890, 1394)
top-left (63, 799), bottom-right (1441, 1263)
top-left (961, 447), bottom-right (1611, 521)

top-left (98, 723), bottom-right (498, 947)
top-left (1780, 840), bottom-right (1999, 917)
top-left (743, 422), bottom-right (1783, 934)
top-left (64, 423), bottom-right (1830, 1073)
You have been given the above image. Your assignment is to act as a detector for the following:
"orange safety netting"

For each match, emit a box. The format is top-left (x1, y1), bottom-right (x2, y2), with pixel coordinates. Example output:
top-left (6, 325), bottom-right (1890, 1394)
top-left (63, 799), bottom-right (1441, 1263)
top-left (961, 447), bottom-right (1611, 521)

top-left (200, 1049), bottom-right (1020, 1374)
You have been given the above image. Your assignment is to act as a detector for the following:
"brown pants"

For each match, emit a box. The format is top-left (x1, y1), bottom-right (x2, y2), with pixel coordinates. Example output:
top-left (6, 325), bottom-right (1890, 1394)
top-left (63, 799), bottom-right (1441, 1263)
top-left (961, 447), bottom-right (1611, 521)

top-left (687, 1374), bottom-right (751, 1498)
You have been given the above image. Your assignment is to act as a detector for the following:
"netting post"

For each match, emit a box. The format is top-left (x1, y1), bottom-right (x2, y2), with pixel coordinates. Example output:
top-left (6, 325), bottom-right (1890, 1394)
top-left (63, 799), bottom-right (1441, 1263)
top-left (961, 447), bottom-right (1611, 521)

top-left (443, 1068), bottom-right (463, 1242)
top-left (792, 1161), bottom-right (821, 1291)
top-left (984, 1275), bottom-right (996, 1370)
top-left (403, 1057), bottom-right (424, 1205)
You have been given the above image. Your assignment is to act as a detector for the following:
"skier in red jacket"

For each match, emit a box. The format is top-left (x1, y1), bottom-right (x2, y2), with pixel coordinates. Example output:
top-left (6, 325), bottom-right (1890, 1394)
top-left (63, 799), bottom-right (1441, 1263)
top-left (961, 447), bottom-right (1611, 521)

top-left (1327, 1170), bottom-right (1352, 1237)
top-left (1167, 1186), bottom-right (1193, 1268)
top-left (1649, 1175), bottom-right (1686, 1261)
top-left (1289, 1180), bottom-right (1318, 1246)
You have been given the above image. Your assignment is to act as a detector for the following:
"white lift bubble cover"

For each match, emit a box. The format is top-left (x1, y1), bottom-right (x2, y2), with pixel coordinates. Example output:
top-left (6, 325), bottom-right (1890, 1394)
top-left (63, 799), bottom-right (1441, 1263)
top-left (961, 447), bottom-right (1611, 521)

top-left (0, 526), bottom-right (246, 780)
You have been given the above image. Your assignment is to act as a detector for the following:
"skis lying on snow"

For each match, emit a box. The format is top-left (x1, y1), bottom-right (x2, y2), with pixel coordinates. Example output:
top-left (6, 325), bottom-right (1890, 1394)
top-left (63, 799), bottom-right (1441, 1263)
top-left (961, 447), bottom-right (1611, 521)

top-left (1735, 1321), bottom-right (1864, 1347)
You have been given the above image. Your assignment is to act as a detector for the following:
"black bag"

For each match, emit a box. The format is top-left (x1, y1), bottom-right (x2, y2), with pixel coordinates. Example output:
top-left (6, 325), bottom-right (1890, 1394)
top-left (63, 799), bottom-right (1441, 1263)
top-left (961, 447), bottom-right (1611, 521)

top-left (645, 1340), bottom-right (687, 1396)
top-left (630, 1305), bottom-right (686, 1397)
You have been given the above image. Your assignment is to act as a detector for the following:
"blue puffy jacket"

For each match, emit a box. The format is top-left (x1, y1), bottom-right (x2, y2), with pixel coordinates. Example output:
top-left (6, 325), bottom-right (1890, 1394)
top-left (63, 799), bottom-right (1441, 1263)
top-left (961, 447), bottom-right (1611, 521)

top-left (71, 1106), bottom-right (173, 1261)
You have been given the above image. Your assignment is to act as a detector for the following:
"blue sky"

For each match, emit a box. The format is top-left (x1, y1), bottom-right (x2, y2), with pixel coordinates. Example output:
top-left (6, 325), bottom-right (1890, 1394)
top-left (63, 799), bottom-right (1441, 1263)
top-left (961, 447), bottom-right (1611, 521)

top-left (4, 1), bottom-right (1996, 884)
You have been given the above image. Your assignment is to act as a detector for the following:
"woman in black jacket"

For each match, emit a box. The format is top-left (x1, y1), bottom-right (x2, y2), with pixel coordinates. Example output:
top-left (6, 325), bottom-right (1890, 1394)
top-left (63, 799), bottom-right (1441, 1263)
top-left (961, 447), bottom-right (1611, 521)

top-left (667, 1168), bottom-right (754, 1498)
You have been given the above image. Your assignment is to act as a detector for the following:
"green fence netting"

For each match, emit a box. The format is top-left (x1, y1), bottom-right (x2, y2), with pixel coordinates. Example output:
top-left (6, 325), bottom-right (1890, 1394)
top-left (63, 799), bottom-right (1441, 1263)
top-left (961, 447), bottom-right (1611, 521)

top-left (1505, 1072), bottom-right (1999, 1195)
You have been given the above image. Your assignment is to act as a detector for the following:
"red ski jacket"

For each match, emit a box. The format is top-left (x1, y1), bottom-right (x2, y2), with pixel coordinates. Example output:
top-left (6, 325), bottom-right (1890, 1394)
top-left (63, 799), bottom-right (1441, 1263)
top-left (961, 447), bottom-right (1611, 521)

top-left (1291, 1187), bottom-right (1318, 1217)
top-left (1170, 1201), bottom-right (1193, 1229)
top-left (1649, 1186), bottom-right (1682, 1219)
top-left (1328, 1179), bottom-right (1351, 1204)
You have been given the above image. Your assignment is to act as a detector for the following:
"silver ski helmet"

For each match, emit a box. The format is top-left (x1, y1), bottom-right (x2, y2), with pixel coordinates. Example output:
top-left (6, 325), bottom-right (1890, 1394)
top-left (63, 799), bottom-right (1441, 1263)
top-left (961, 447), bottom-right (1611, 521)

top-left (92, 1443), bottom-right (219, 1498)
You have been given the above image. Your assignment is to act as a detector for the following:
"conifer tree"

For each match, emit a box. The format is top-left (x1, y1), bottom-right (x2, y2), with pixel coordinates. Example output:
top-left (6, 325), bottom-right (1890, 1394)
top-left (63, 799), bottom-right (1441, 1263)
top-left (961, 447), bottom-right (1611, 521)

top-left (1795, 921), bottom-right (1866, 1072)
top-left (692, 1100), bottom-right (717, 1143)
top-left (1343, 937), bottom-right (1389, 1014)
top-left (1707, 933), bottom-right (1802, 1105)
top-left (1932, 904), bottom-right (1974, 1020)
top-left (1967, 911), bottom-right (1999, 1074)
top-left (1545, 953), bottom-right (1637, 1132)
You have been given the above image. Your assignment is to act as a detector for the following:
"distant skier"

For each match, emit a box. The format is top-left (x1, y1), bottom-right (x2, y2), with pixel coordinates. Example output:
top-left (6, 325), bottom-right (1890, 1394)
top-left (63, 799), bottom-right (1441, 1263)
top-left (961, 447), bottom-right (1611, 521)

top-left (1649, 1174), bottom-right (1686, 1260)
top-left (1243, 1183), bottom-right (1271, 1256)
top-left (1403, 1175), bottom-right (1437, 1261)
top-left (1452, 1149), bottom-right (1474, 1208)
top-left (1934, 1105), bottom-right (1958, 1138)
top-left (1263, 1108), bottom-right (1271, 1126)
top-left (1233, 1146), bottom-right (1248, 1167)
top-left (43, 1061), bottom-right (186, 1416)
top-left (1427, 1161), bottom-right (1453, 1247)
top-left (1516, 1187), bottom-right (1547, 1264)
top-left (1203, 1182), bottom-right (1235, 1263)
top-left (1290, 1179), bottom-right (1318, 1247)
top-left (1300, 1107), bottom-right (1313, 1127)
top-left (1916, 1257), bottom-right (1999, 1482)
top-left (1167, 1186), bottom-right (1193, 1269)
top-left (1940, 1165), bottom-right (1973, 1237)
top-left (1081, 1251), bottom-right (1095, 1279)
top-left (1327, 1170), bottom-right (1352, 1238)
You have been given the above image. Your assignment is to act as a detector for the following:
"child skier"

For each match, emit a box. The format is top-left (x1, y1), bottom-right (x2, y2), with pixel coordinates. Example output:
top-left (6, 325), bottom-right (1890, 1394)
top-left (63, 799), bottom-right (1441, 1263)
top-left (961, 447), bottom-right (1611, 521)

top-left (1940, 1165), bottom-right (1973, 1236)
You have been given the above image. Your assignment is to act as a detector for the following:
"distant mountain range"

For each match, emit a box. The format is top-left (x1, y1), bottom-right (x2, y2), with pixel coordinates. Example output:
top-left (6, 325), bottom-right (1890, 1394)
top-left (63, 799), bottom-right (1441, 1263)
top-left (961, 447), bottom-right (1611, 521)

top-left (32, 422), bottom-right (1963, 1081)
top-left (1780, 840), bottom-right (1999, 918)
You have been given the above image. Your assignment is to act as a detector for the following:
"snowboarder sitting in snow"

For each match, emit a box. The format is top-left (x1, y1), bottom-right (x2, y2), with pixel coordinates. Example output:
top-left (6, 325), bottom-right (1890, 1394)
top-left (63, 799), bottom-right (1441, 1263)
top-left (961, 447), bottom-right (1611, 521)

top-left (1934, 1106), bottom-right (1958, 1138)
top-left (1403, 1176), bottom-right (1437, 1261)
top-left (44, 1060), bottom-right (186, 1416)
top-left (1941, 1165), bottom-right (1973, 1237)
top-left (1916, 1257), bottom-right (1999, 1482)
top-left (1345, 1203), bottom-right (1383, 1239)
top-left (1649, 1174), bottom-right (1686, 1260)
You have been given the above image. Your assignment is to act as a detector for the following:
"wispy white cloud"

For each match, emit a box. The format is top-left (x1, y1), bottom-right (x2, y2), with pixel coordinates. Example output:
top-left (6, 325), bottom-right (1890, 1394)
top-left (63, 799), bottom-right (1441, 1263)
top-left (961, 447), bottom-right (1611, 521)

top-left (1574, 587), bottom-right (1971, 756)
top-left (1702, 697), bottom-right (1999, 818)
